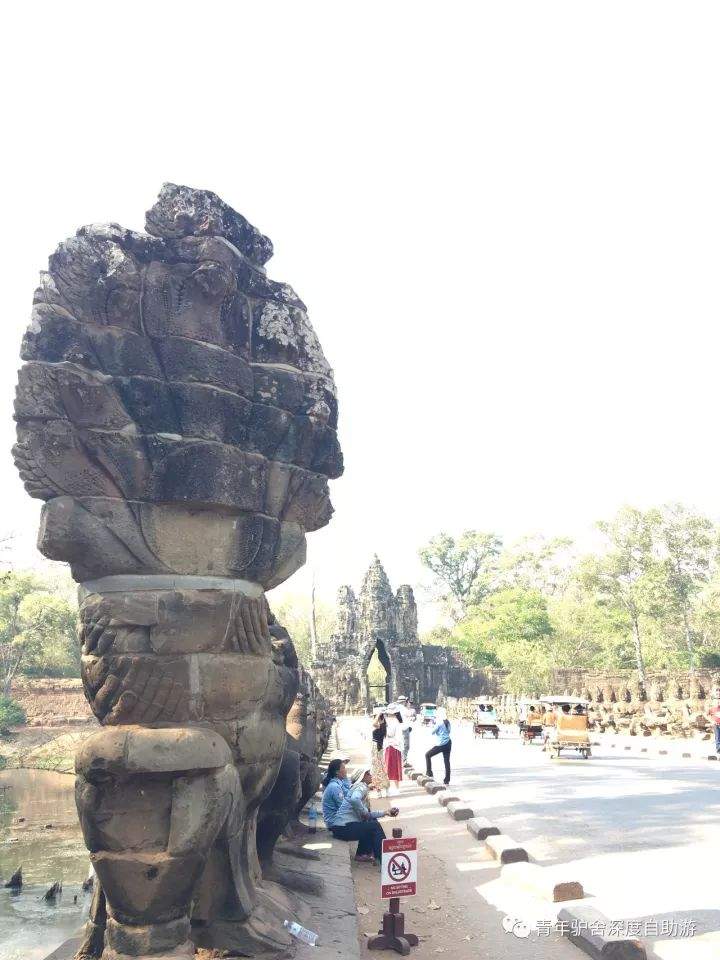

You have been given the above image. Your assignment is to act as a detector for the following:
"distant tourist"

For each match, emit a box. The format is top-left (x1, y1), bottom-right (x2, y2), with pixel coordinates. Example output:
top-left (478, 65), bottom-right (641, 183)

top-left (425, 708), bottom-right (452, 785)
top-left (397, 696), bottom-right (415, 762)
top-left (332, 767), bottom-right (399, 862)
top-left (710, 696), bottom-right (720, 754)
top-left (371, 710), bottom-right (390, 797)
top-left (321, 757), bottom-right (352, 829)
top-left (384, 710), bottom-right (404, 795)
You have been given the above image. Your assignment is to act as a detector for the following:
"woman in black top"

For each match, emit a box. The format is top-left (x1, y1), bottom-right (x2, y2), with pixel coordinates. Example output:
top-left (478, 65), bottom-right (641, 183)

top-left (372, 712), bottom-right (387, 751)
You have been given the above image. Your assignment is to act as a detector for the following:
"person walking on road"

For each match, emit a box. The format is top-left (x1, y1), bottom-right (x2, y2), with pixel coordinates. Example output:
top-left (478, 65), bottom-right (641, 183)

top-left (710, 695), bottom-right (720, 754)
top-left (425, 708), bottom-right (452, 785)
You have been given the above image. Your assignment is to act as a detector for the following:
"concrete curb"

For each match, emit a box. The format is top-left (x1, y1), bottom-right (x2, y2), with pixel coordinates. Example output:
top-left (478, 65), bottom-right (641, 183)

top-left (466, 817), bottom-right (500, 841)
top-left (437, 793), bottom-right (461, 807)
top-left (424, 780), bottom-right (446, 794)
top-left (446, 801), bottom-right (477, 821)
top-left (485, 833), bottom-right (529, 864)
top-left (501, 862), bottom-right (584, 902)
top-left (557, 903), bottom-right (647, 959)
top-left (592, 733), bottom-right (720, 764)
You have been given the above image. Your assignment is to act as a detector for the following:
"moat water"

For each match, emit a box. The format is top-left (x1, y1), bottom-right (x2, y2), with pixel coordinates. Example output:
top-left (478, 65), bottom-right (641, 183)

top-left (0, 769), bottom-right (90, 960)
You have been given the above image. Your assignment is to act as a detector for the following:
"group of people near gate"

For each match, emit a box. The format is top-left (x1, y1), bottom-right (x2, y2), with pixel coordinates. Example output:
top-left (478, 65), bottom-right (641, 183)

top-left (320, 698), bottom-right (453, 865)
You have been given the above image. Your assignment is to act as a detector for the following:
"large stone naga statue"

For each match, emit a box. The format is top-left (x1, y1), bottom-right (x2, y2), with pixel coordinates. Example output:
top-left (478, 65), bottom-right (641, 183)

top-left (13, 185), bottom-right (342, 960)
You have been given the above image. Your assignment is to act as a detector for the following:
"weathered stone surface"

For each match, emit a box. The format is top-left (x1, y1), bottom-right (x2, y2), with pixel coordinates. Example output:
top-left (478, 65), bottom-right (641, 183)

top-left (557, 904), bottom-right (647, 959)
top-left (485, 834), bottom-right (529, 864)
top-left (14, 183), bottom-right (342, 590)
top-left (437, 793), bottom-right (461, 806)
top-left (91, 850), bottom-right (204, 924)
top-left (466, 817), bottom-right (500, 842)
top-left (14, 186), bottom-right (342, 959)
top-left (501, 862), bottom-right (584, 903)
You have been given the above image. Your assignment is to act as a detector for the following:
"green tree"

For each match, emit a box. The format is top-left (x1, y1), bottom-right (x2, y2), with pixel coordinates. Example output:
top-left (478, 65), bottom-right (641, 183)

top-left (272, 593), bottom-right (337, 665)
top-left (0, 696), bottom-right (26, 736)
top-left (581, 507), bottom-right (662, 684)
top-left (0, 571), bottom-right (77, 694)
top-left (419, 530), bottom-right (502, 621)
top-left (451, 587), bottom-right (553, 692)
top-left (499, 535), bottom-right (574, 595)
top-left (654, 503), bottom-right (717, 672)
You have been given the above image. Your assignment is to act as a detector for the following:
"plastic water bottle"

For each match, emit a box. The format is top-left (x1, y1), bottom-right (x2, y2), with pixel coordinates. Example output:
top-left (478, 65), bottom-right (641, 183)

top-left (284, 920), bottom-right (319, 946)
top-left (307, 802), bottom-right (318, 834)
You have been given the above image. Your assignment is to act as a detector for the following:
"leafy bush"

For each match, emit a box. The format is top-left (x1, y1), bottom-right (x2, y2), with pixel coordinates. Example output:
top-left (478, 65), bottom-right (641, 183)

top-left (0, 696), bottom-right (27, 735)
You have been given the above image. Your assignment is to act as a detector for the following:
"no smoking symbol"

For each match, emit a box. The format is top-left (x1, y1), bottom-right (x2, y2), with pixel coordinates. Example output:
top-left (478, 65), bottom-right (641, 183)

top-left (388, 853), bottom-right (411, 882)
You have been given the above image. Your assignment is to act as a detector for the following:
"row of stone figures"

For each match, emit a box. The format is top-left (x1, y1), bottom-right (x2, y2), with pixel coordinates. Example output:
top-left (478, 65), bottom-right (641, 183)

top-left (493, 681), bottom-right (720, 740)
top-left (12, 185), bottom-right (345, 960)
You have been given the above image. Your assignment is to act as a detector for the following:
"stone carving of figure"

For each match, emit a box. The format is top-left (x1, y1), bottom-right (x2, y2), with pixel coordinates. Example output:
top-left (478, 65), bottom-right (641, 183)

top-left (13, 184), bottom-right (342, 960)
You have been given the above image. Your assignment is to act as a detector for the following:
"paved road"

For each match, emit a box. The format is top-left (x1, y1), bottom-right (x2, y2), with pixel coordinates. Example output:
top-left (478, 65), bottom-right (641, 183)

top-left (405, 719), bottom-right (720, 958)
top-left (413, 720), bottom-right (720, 859)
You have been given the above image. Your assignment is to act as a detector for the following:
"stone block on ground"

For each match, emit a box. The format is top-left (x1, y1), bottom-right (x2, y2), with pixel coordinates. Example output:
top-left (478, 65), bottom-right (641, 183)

top-left (502, 862), bottom-right (583, 902)
top-left (446, 801), bottom-right (476, 821)
top-left (557, 904), bottom-right (647, 959)
top-left (438, 794), bottom-right (461, 806)
top-left (424, 780), bottom-right (446, 794)
top-left (466, 817), bottom-right (500, 842)
top-left (485, 833), bottom-right (529, 864)
top-left (410, 772), bottom-right (423, 782)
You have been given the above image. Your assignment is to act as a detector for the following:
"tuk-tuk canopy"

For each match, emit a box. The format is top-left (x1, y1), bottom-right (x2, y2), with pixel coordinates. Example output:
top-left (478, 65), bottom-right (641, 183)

top-left (540, 696), bottom-right (589, 707)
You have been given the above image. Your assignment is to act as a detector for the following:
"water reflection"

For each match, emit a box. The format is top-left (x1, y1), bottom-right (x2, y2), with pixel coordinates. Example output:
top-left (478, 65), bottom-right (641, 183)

top-left (0, 769), bottom-right (89, 960)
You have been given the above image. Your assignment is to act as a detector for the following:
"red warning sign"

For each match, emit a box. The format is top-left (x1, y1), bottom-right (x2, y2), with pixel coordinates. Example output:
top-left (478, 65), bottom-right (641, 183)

top-left (380, 836), bottom-right (417, 898)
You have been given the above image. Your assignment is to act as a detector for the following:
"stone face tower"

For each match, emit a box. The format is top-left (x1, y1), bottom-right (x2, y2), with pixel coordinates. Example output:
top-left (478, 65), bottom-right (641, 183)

top-left (312, 557), bottom-right (482, 712)
top-left (13, 184), bottom-right (342, 960)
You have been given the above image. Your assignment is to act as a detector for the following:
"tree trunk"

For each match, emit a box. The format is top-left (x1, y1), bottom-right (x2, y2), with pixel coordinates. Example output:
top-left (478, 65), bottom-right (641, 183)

top-left (632, 615), bottom-right (646, 685)
top-left (682, 604), bottom-right (695, 673)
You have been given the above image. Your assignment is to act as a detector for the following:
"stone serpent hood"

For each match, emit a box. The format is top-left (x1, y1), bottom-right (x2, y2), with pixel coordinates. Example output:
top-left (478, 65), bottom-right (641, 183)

top-left (13, 183), bottom-right (343, 588)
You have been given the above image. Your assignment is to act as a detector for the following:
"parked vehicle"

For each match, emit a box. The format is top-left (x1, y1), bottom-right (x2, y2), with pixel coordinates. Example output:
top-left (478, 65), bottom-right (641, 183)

top-left (419, 702), bottom-right (437, 725)
top-left (473, 697), bottom-right (499, 739)
top-left (540, 696), bottom-right (591, 759)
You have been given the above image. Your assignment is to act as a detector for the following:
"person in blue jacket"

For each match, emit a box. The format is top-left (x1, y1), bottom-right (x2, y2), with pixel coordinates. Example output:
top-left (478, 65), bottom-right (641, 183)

top-left (321, 757), bottom-right (352, 828)
top-left (425, 709), bottom-right (452, 785)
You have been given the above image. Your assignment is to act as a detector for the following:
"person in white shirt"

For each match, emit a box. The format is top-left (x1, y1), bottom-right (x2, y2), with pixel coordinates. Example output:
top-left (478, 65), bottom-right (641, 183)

top-left (397, 696), bottom-right (415, 762)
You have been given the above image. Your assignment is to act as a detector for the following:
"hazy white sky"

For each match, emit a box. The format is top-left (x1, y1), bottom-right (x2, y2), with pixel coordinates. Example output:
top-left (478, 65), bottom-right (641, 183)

top-left (2, 2), bottom-right (719, 627)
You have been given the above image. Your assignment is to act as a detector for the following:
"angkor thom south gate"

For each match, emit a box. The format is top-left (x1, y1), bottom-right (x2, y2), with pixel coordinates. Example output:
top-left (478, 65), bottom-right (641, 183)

top-left (310, 557), bottom-right (487, 713)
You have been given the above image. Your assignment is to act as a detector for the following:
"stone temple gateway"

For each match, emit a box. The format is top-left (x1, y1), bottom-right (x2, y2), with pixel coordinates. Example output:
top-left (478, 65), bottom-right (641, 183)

top-left (311, 557), bottom-right (487, 712)
top-left (13, 185), bottom-right (340, 960)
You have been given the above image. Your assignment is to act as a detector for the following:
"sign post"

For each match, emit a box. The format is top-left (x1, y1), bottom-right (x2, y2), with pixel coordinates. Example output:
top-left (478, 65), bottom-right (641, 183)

top-left (368, 829), bottom-right (418, 955)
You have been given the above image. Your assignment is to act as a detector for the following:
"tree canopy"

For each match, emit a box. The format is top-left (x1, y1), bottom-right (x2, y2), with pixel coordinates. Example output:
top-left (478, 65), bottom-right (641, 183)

top-left (420, 505), bottom-right (720, 689)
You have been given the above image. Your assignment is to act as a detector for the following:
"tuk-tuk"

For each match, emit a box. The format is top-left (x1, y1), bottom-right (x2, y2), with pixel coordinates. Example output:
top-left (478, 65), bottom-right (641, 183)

top-left (540, 696), bottom-right (591, 759)
top-left (419, 702), bottom-right (437, 726)
top-left (472, 697), bottom-right (499, 739)
top-left (518, 698), bottom-right (544, 744)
